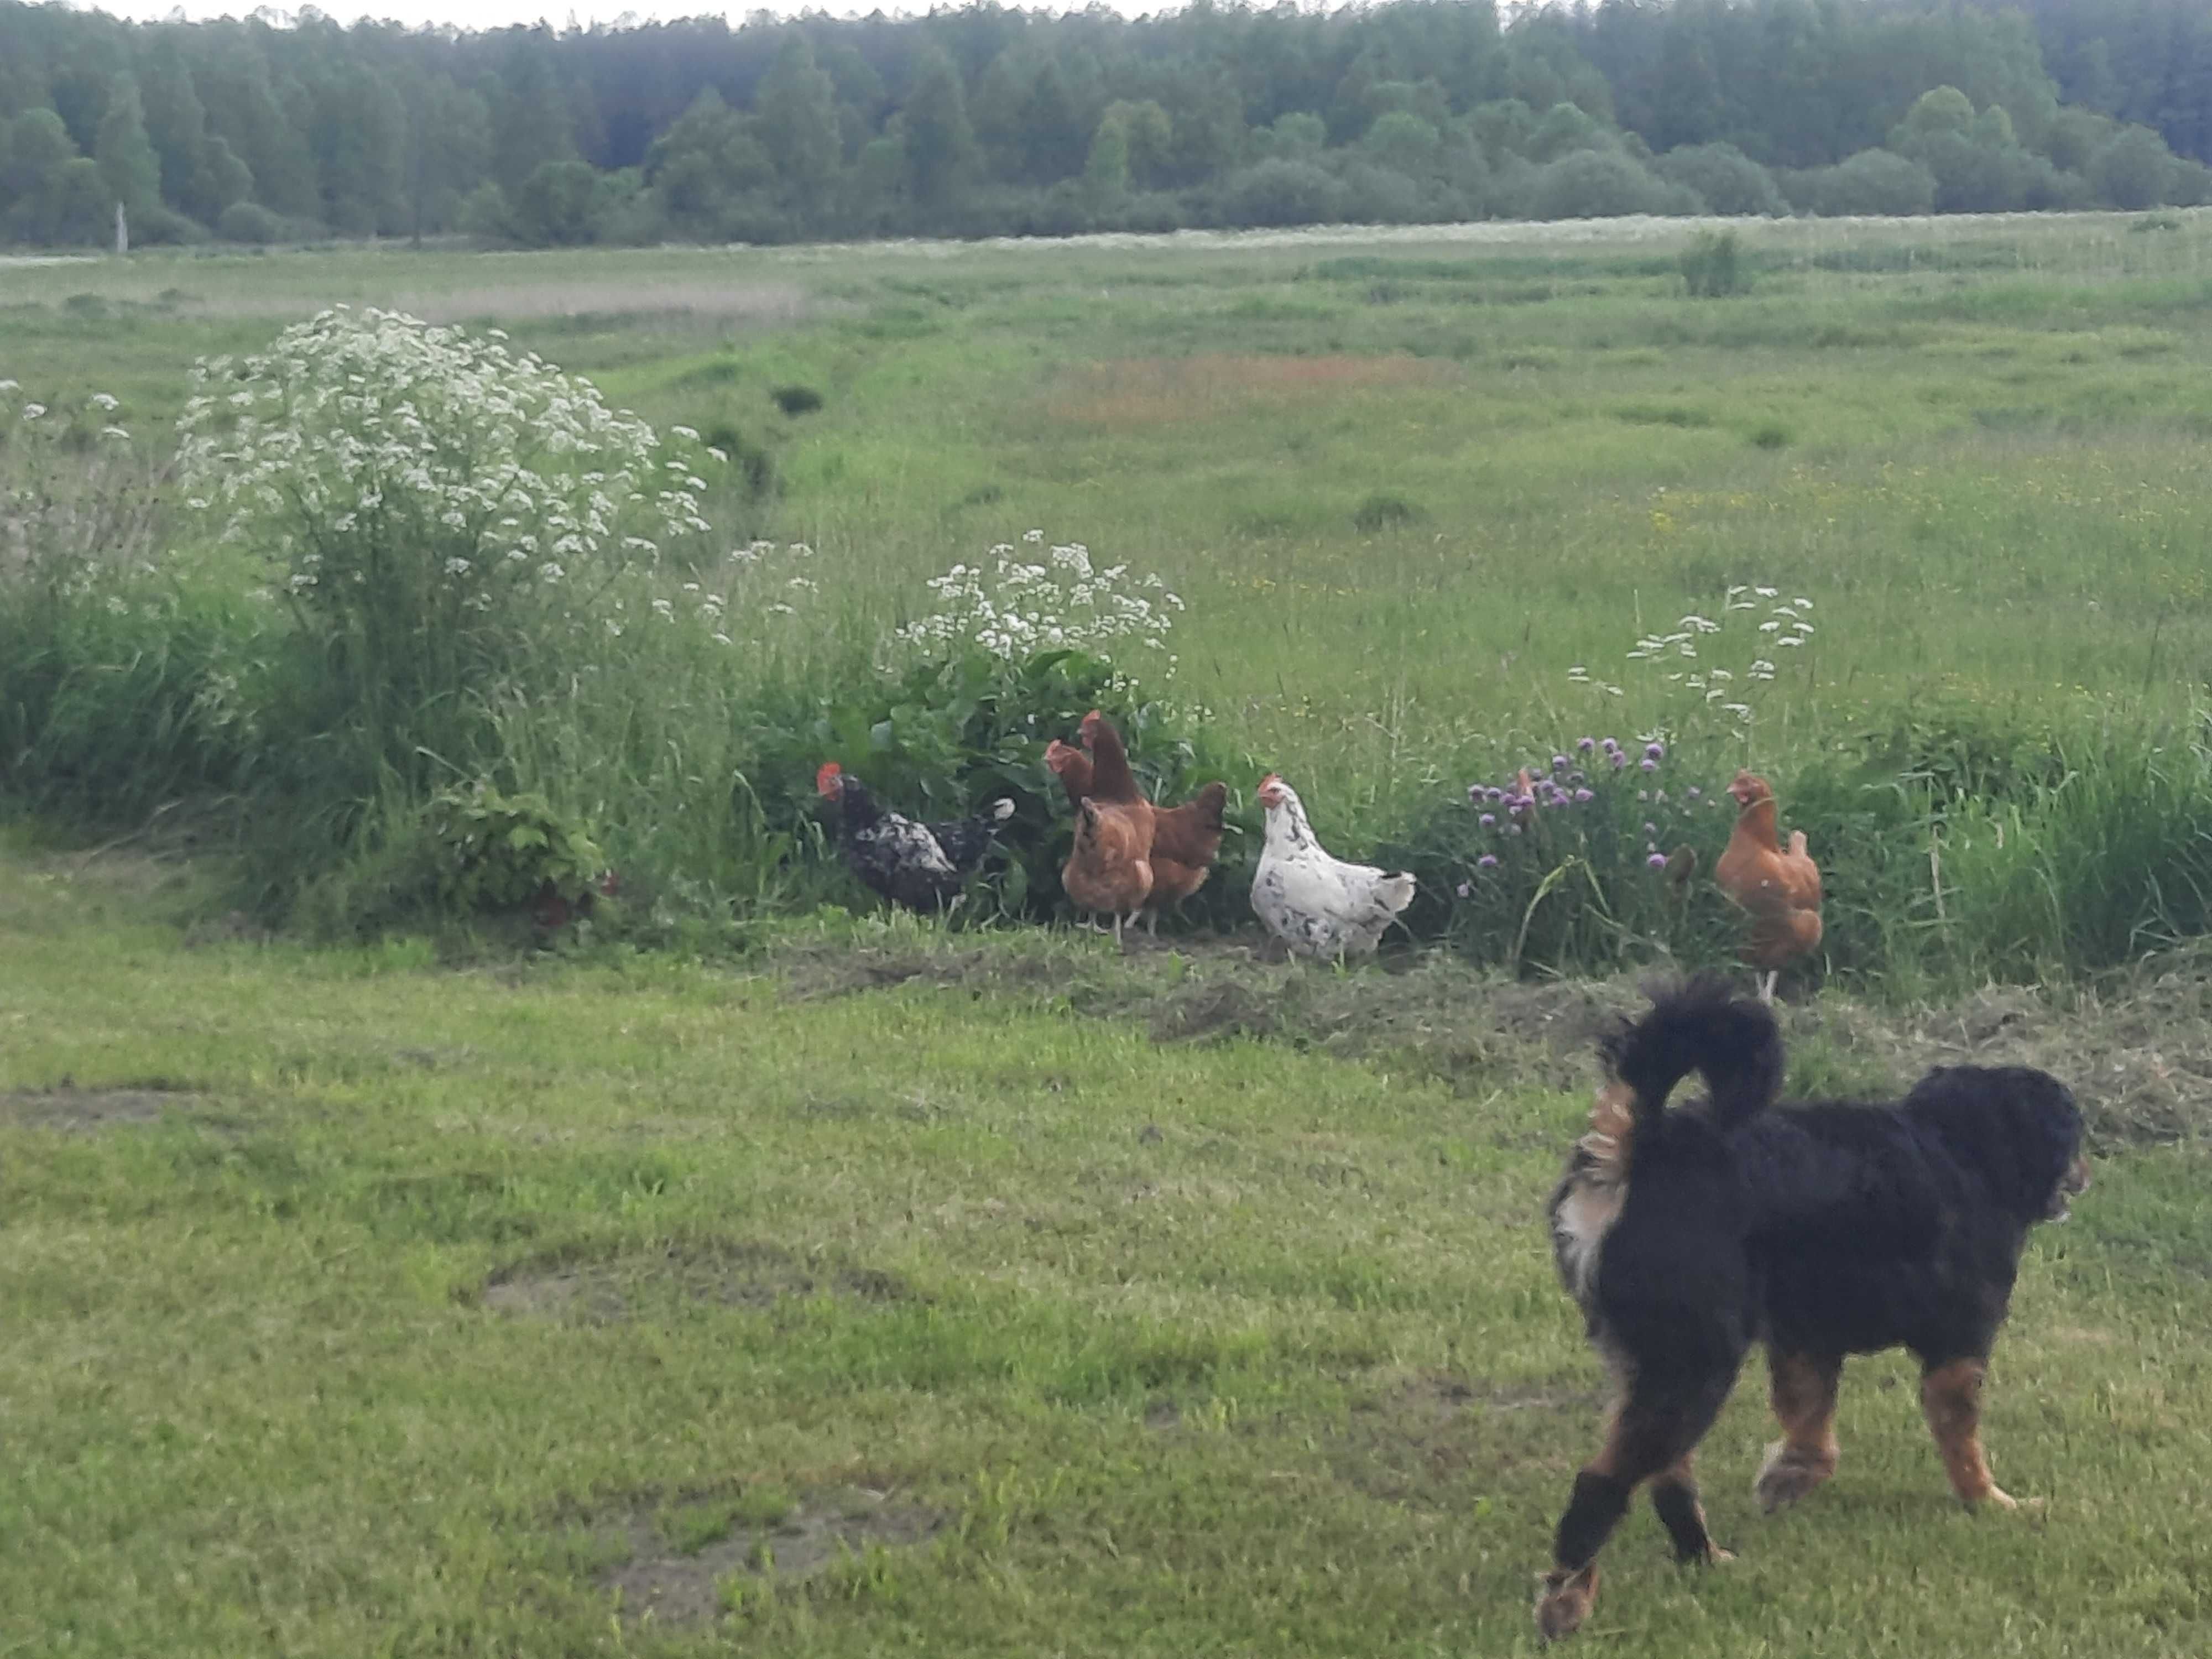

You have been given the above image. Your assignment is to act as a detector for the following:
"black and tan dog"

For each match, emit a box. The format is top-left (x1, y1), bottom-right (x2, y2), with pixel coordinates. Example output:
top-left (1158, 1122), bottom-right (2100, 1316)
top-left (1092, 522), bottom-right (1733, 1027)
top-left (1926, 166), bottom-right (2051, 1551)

top-left (1536, 974), bottom-right (2088, 1641)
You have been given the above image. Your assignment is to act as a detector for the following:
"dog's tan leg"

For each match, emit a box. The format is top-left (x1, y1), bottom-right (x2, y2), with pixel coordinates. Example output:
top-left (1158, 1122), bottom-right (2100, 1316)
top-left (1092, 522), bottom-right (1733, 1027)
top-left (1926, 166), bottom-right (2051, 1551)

top-left (1755, 1350), bottom-right (1843, 1514)
top-left (1921, 1358), bottom-right (2016, 1509)
top-left (1651, 1450), bottom-right (1733, 1565)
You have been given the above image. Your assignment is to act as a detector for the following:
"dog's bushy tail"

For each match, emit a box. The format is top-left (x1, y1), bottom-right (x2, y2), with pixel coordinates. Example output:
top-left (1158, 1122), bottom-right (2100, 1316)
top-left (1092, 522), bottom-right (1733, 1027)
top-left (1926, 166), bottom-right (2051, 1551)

top-left (1599, 972), bottom-right (1783, 1136)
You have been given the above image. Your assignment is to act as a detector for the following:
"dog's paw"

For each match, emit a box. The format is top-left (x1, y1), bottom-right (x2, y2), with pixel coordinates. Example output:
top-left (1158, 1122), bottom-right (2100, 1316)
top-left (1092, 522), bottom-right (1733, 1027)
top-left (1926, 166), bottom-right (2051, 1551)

top-left (1535, 1564), bottom-right (1599, 1642)
top-left (1754, 1441), bottom-right (1837, 1515)
top-left (1976, 1485), bottom-right (2021, 1511)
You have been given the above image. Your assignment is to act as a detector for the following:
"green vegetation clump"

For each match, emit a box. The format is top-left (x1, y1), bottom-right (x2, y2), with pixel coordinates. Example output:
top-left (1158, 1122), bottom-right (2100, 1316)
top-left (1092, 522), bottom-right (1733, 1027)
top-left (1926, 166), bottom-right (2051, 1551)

top-left (1679, 229), bottom-right (1751, 298)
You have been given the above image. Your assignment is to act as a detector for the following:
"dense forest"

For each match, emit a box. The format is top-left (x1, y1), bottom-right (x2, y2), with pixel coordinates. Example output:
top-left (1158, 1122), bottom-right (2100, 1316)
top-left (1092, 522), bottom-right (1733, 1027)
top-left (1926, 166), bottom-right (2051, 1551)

top-left (3, 0), bottom-right (2211, 248)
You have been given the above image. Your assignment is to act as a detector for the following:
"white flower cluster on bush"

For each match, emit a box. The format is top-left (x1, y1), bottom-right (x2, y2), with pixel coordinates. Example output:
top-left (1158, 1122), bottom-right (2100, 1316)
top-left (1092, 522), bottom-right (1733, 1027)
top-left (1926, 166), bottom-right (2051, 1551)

top-left (895, 529), bottom-right (1183, 669)
top-left (174, 307), bottom-right (714, 630)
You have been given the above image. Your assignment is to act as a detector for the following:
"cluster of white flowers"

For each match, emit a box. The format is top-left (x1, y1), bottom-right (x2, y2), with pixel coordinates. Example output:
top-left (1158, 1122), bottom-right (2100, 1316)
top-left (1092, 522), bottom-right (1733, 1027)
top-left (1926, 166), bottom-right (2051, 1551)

top-left (1571, 585), bottom-right (1814, 726)
top-left (173, 307), bottom-right (716, 619)
top-left (895, 529), bottom-right (1183, 670)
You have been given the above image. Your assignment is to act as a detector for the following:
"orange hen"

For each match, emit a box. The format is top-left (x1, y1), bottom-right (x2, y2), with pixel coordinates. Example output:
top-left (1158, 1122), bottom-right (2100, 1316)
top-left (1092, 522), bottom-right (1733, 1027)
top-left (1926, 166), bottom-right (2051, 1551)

top-left (1061, 712), bottom-right (1228, 933)
top-left (1061, 795), bottom-right (1153, 946)
top-left (1712, 770), bottom-right (1822, 1003)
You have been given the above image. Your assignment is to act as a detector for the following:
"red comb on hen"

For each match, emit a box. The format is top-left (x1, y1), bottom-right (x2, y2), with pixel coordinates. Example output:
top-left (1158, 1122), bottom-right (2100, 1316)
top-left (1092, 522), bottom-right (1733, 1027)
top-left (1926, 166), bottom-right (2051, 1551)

top-left (815, 761), bottom-right (843, 797)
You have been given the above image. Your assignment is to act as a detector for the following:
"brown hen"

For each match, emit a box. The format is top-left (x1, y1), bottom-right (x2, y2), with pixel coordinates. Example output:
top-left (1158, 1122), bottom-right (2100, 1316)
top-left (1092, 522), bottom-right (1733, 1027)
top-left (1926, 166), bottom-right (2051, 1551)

top-left (1054, 712), bottom-right (1229, 934)
top-left (1712, 769), bottom-right (1823, 1003)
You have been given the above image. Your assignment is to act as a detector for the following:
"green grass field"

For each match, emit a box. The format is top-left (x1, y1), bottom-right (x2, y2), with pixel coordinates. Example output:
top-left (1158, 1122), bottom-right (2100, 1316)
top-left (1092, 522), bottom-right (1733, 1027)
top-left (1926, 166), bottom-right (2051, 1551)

top-left (6, 838), bottom-right (2212, 1657)
top-left (11, 215), bottom-right (2212, 1653)
top-left (13, 212), bottom-right (2212, 832)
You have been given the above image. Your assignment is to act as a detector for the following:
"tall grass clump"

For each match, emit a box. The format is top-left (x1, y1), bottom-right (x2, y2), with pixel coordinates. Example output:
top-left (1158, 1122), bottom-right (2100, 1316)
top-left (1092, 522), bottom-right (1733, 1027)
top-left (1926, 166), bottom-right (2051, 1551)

top-left (1679, 228), bottom-right (1751, 298)
top-left (0, 383), bottom-right (263, 822)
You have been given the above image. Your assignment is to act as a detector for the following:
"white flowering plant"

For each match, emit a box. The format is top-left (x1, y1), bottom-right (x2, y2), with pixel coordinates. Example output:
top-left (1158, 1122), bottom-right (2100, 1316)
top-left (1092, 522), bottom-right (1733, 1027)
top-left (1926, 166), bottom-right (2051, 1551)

top-left (894, 531), bottom-right (1183, 675)
top-left (760, 531), bottom-right (1243, 925)
top-left (1568, 583), bottom-right (1815, 732)
top-left (173, 307), bottom-right (722, 774)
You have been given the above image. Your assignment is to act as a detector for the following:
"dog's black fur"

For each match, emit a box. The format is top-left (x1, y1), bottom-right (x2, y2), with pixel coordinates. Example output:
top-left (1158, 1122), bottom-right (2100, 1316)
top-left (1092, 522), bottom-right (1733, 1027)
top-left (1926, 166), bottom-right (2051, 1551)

top-left (1535, 973), bottom-right (2088, 1641)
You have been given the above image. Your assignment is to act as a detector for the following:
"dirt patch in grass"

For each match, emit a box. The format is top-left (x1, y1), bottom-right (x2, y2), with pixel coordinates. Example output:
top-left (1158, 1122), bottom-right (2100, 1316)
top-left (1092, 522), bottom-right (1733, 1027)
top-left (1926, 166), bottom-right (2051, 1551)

top-left (591, 1483), bottom-right (942, 1627)
top-left (0, 1082), bottom-right (207, 1131)
top-left (482, 1239), bottom-right (914, 1322)
top-left (1046, 352), bottom-right (1444, 426)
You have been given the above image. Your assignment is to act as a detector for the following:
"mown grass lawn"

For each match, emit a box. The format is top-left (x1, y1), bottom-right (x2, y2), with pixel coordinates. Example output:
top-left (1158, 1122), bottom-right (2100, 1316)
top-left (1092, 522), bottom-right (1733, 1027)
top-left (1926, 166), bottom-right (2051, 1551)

top-left (7, 841), bottom-right (2210, 1657)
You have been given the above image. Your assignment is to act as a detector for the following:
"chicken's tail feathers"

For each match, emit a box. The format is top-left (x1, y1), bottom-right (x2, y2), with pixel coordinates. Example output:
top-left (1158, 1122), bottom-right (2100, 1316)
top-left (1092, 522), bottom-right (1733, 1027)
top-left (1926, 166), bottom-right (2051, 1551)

top-left (1376, 872), bottom-right (1417, 915)
top-left (1599, 971), bottom-right (1782, 1136)
top-left (985, 797), bottom-right (1015, 824)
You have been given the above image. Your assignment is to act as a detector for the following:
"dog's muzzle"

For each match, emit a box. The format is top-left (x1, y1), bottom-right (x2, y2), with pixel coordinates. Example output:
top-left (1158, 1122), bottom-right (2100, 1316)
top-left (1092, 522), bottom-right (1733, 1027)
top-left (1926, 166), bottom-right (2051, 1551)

top-left (2046, 1154), bottom-right (2091, 1222)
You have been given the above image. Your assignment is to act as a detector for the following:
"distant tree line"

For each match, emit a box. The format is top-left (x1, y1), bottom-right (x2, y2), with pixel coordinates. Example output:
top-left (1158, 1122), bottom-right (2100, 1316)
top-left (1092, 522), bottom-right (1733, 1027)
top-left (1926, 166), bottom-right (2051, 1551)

top-left (3, 0), bottom-right (2210, 249)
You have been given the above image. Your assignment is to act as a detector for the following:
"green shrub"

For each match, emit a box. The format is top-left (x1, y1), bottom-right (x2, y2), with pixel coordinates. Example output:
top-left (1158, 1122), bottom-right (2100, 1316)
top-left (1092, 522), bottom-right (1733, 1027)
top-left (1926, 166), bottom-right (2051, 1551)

top-left (426, 784), bottom-right (608, 915)
top-left (1653, 144), bottom-right (1787, 217)
top-left (171, 307), bottom-right (721, 852)
top-left (1679, 229), bottom-right (1750, 299)
top-left (216, 201), bottom-right (286, 244)
top-left (1353, 492), bottom-right (1424, 531)
top-left (1806, 149), bottom-right (1937, 216)
top-left (769, 643), bottom-right (1243, 925)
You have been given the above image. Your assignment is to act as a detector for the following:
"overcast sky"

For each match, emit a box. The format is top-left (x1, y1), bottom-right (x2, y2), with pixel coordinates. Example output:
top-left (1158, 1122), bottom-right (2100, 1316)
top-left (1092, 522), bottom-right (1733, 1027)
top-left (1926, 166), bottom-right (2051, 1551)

top-left (67, 0), bottom-right (1193, 29)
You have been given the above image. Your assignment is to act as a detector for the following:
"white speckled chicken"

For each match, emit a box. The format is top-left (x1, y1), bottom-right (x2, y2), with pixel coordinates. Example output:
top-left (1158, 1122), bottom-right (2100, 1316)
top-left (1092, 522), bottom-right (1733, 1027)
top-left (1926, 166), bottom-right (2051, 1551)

top-left (1250, 774), bottom-right (1416, 961)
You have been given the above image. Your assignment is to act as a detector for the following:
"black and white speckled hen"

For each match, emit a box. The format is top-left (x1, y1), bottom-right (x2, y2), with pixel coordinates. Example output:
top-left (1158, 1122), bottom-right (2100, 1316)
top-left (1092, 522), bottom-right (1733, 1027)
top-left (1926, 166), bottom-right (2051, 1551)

top-left (815, 761), bottom-right (1014, 912)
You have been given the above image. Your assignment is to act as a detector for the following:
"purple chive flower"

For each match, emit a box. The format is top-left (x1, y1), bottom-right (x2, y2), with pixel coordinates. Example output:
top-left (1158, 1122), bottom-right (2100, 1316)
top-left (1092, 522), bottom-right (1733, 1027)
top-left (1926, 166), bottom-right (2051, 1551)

top-left (1577, 736), bottom-right (1595, 753)
top-left (1468, 784), bottom-right (1484, 804)
top-left (1478, 854), bottom-right (1499, 869)
top-left (1552, 754), bottom-right (1569, 772)
top-left (1601, 737), bottom-right (1620, 753)
top-left (1641, 758), bottom-right (1658, 772)
top-left (1645, 741), bottom-right (1666, 761)
top-left (1456, 881), bottom-right (1473, 899)
top-left (1610, 752), bottom-right (1628, 769)
top-left (1687, 786), bottom-right (1702, 800)
top-left (1568, 770), bottom-right (1585, 784)
top-left (1647, 853), bottom-right (1668, 869)
top-left (1644, 822), bottom-right (1657, 835)
top-left (1487, 786), bottom-right (1505, 802)
top-left (1573, 787), bottom-right (1594, 803)
top-left (1479, 812), bottom-right (1496, 828)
